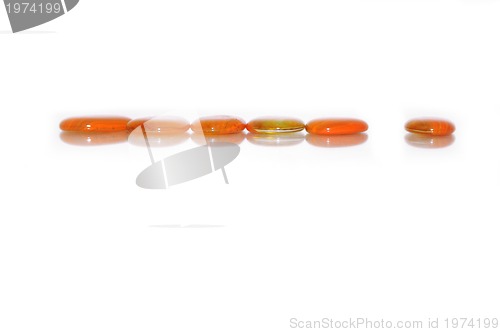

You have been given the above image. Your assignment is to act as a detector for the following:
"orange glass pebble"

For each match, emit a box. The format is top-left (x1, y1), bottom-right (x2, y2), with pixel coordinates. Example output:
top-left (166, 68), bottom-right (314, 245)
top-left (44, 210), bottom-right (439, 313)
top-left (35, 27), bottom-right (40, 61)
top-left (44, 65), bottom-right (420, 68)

top-left (246, 117), bottom-right (305, 134)
top-left (192, 115), bottom-right (246, 135)
top-left (306, 118), bottom-right (368, 135)
top-left (405, 118), bottom-right (455, 136)
top-left (60, 116), bottom-right (131, 132)
top-left (127, 116), bottom-right (190, 133)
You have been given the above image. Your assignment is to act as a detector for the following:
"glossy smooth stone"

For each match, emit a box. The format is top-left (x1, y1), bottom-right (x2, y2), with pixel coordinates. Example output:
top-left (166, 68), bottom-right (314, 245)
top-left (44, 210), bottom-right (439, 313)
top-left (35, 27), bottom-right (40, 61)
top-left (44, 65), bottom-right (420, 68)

top-left (405, 133), bottom-right (455, 149)
top-left (306, 118), bottom-right (368, 135)
top-left (246, 132), bottom-right (305, 147)
top-left (127, 116), bottom-right (189, 133)
top-left (192, 116), bottom-right (246, 135)
top-left (60, 131), bottom-right (129, 146)
top-left (306, 133), bottom-right (368, 148)
top-left (405, 118), bottom-right (455, 136)
top-left (246, 117), bottom-right (305, 133)
top-left (60, 116), bottom-right (131, 132)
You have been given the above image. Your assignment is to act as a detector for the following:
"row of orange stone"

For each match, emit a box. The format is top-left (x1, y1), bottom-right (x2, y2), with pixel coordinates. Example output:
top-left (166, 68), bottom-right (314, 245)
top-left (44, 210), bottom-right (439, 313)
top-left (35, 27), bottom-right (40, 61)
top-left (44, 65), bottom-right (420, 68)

top-left (59, 116), bottom-right (456, 136)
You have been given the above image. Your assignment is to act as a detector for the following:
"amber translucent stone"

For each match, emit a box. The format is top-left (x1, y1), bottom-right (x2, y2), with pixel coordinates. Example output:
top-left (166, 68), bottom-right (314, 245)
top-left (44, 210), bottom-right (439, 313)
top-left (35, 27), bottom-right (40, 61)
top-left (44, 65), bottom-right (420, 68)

top-left (192, 116), bottom-right (246, 135)
top-left (405, 118), bottom-right (455, 136)
top-left (306, 118), bottom-right (368, 135)
top-left (127, 116), bottom-right (190, 133)
top-left (60, 116), bottom-right (131, 132)
top-left (246, 117), bottom-right (305, 134)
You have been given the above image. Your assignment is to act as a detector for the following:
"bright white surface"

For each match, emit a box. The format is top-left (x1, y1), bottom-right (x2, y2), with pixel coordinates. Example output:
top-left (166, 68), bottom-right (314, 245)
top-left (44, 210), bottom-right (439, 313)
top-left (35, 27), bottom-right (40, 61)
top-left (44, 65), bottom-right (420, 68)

top-left (1, 1), bottom-right (500, 331)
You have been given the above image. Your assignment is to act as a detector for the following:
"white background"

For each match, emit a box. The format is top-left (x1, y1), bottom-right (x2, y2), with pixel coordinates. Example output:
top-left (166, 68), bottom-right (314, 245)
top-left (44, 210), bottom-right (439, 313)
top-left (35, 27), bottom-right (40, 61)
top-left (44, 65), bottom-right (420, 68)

top-left (1, 1), bottom-right (500, 331)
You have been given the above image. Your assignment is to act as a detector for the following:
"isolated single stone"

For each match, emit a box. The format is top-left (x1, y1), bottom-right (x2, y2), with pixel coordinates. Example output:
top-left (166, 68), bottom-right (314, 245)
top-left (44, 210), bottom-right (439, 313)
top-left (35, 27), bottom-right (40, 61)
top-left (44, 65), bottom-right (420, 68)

top-left (405, 118), bottom-right (455, 136)
top-left (306, 118), bottom-right (368, 135)
top-left (246, 117), bottom-right (305, 133)
top-left (192, 116), bottom-right (246, 135)
top-left (59, 116), bottom-right (131, 132)
top-left (127, 116), bottom-right (190, 133)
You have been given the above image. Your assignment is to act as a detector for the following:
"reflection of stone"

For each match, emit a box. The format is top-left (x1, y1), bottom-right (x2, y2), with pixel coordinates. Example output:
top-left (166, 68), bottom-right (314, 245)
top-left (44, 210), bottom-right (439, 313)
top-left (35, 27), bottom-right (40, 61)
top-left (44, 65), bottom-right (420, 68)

top-left (405, 134), bottom-right (455, 149)
top-left (192, 115), bottom-right (246, 135)
top-left (128, 131), bottom-right (190, 148)
top-left (246, 133), bottom-right (305, 147)
top-left (126, 116), bottom-right (190, 133)
top-left (60, 131), bottom-right (129, 146)
top-left (191, 133), bottom-right (246, 146)
top-left (306, 118), bottom-right (368, 135)
top-left (306, 133), bottom-right (368, 148)
top-left (59, 116), bottom-right (131, 132)
top-left (404, 118), bottom-right (455, 136)
top-left (246, 117), bottom-right (305, 133)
